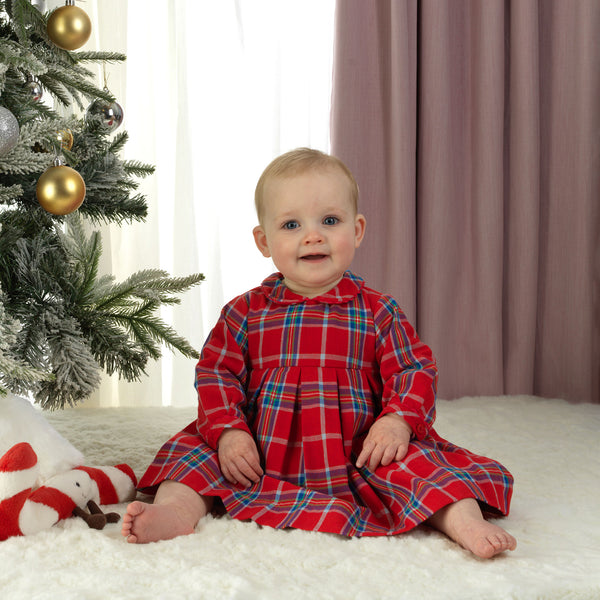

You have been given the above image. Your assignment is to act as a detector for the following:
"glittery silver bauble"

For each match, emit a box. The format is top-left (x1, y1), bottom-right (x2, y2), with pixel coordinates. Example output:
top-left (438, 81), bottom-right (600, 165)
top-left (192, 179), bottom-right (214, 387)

top-left (85, 96), bottom-right (124, 132)
top-left (0, 106), bottom-right (20, 156)
top-left (26, 78), bottom-right (44, 102)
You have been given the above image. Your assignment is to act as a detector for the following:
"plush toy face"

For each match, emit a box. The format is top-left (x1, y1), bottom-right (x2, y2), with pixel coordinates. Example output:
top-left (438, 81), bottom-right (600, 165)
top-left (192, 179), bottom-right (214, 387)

top-left (43, 470), bottom-right (94, 508)
top-left (18, 470), bottom-right (94, 536)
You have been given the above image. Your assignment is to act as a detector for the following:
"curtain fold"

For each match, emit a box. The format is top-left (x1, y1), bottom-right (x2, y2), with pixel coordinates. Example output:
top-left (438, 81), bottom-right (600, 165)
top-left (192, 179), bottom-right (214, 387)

top-left (331, 0), bottom-right (599, 403)
top-left (502, 0), bottom-right (541, 396)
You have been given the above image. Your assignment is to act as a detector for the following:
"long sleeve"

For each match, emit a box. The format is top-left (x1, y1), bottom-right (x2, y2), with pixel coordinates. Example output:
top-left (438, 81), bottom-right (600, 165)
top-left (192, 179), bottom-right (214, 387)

top-left (373, 295), bottom-right (438, 439)
top-left (194, 296), bottom-right (253, 449)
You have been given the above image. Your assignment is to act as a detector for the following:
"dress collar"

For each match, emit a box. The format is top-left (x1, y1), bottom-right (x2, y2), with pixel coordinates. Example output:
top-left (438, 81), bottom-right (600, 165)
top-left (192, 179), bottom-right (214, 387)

top-left (260, 271), bottom-right (364, 306)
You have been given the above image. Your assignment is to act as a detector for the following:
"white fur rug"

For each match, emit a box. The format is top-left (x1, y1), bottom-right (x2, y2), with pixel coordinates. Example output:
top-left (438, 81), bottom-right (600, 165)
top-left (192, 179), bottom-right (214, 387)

top-left (1, 396), bottom-right (599, 600)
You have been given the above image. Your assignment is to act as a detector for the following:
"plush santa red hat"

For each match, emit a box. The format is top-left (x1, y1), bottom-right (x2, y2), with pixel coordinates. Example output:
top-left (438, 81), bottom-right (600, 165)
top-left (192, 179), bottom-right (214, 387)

top-left (0, 442), bottom-right (39, 540)
top-left (0, 442), bottom-right (137, 541)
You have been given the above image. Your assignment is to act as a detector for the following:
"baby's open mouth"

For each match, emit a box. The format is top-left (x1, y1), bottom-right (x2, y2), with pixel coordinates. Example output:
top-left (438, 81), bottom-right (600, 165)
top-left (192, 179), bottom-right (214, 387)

top-left (301, 254), bottom-right (327, 261)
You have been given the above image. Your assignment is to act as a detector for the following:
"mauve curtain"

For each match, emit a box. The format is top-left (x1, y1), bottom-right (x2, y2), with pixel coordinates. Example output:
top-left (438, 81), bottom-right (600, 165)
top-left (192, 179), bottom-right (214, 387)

top-left (331, 0), bottom-right (599, 403)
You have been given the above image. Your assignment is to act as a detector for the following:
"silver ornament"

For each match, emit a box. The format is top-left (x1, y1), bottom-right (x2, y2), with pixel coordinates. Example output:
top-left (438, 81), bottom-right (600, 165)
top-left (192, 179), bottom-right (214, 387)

top-left (0, 106), bottom-right (20, 156)
top-left (85, 94), bottom-right (124, 132)
top-left (26, 78), bottom-right (44, 102)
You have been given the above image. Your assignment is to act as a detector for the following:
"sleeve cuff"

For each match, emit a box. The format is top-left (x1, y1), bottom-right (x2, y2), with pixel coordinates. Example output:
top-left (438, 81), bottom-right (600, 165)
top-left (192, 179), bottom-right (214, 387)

top-left (205, 419), bottom-right (253, 450)
top-left (379, 407), bottom-right (430, 440)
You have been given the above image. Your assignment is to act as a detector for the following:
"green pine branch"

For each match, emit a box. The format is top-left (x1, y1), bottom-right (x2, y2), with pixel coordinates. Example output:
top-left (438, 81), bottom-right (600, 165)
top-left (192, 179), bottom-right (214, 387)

top-left (0, 119), bottom-right (66, 175)
top-left (7, 0), bottom-right (48, 45)
top-left (122, 160), bottom-right (155, 179)
top-left (1, 217), bottom-right (204, 407)
top-left (42, 65), bottom-right (112, 109)
top-left (107, 130), bottom-right (128, 154)
top-left (31, 311), bottom-right (102, 409)
top-left (0, 287), bottom-right (53, 396)
top-left (61, 214), bottom-right (204, 371)
top-left (0, 36), bottom-right (47, 78)
top-left (0, 183), bottom-right (23, 204)
top-left (74, 51), bottom-right (127, 63)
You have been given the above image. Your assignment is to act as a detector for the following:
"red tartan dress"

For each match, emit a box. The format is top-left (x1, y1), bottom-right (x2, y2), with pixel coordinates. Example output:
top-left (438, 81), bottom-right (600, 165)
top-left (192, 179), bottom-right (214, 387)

top-left (138, 272), bottom-right (513, 536)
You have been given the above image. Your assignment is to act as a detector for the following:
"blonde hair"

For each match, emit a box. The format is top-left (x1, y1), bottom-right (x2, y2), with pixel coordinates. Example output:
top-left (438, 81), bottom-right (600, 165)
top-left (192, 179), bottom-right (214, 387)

top-left (254, 148), bottom-right (359, 223)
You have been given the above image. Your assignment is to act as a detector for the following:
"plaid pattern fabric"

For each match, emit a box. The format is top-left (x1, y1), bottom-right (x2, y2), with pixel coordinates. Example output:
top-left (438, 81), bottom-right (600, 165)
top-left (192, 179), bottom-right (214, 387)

top-left (138, 272), bottom-right (513, 536)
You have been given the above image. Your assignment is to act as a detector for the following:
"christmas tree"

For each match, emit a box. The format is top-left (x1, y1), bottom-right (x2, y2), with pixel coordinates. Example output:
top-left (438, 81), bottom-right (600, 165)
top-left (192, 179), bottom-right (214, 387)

top-left (0, 0), bottom-right (204, 409)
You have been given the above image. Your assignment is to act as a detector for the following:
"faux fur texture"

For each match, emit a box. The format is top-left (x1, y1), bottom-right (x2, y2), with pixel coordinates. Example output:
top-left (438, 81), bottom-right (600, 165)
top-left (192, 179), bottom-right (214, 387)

top-left (0, 396), bottom-right (598, 599)
top-left (0, 395), bottom-right (84, 486)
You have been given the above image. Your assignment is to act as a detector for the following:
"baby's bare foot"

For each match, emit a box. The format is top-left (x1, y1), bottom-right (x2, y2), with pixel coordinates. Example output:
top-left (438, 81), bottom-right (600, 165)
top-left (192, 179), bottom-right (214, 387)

top-left (427, 498), bottom-right (517, 559)
top-left (121, 500), bottom-right (196, 544)
top-left (453, 517), bottom-right (517, 558)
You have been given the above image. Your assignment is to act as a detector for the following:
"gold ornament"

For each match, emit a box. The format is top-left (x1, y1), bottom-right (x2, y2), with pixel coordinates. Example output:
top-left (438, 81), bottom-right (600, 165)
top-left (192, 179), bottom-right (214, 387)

top-left (36, 163), bottom-right (86, 215)
top-left (56, 128), bottom-right (74, 151)
top-left (47, 2), bottom-right (92, 51)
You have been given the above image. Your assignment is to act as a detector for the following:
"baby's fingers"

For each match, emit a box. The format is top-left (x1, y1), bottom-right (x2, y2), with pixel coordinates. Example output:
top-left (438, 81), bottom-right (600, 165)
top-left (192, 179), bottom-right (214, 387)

top-left (379, 443), bottom-right (402, 467)
top-left (357, 440), bottom-right (407, 471)
top-left (394, 443), bottom-right (409, 463)
top-left (224, 456), bottom-right (260, 487)
top-left (220, 462), bottom-right (238, 485)
top-left (238, 439), bottom-right (264, 482)
top-left (368, 445), bottom-right (386, 471)
top-left (357, 440), bottom-right (386, 471)
top-left (356, 440), bottom-right (374, 469)
top-left (243, 450), bottom-right (264, 482)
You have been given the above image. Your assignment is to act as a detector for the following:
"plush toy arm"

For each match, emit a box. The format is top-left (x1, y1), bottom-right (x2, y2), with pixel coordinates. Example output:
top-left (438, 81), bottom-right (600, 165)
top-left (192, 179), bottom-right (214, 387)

top-left (72, 500), bottom-right (121, 530)
top-left (89, 500), bottom-right (121, 524)
top-left (73, 502), bottom-right (108, 530)
top-left (87, 499), bottom-right (120, 523)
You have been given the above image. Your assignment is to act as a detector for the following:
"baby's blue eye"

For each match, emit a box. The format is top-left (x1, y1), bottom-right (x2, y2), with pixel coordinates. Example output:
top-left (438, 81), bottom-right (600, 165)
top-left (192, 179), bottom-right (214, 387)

top-left (283, 221), bottom-right (299, 230)
top-left (323, 216), bottom-right (338, 226)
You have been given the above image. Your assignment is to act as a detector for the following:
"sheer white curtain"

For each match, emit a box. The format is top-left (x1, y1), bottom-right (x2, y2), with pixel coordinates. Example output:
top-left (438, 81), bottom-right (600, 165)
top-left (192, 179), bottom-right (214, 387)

top-left (73, 0), bottom-right (335, 406)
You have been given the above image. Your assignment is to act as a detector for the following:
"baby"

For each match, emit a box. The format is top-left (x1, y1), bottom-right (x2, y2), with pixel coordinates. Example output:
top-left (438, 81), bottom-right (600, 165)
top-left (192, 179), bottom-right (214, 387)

top-left (122, 148), bottom-right (516, 559)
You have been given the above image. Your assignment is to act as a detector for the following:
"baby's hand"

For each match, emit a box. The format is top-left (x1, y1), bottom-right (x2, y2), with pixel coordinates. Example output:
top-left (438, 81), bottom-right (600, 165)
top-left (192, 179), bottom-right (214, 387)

top-left (217, 428), bottom-right (264, 487)
top-left (356, 414), bottom-right (412, 471)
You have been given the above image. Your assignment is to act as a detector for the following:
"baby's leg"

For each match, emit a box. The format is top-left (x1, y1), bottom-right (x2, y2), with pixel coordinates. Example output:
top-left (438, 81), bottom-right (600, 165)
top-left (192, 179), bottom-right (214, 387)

top-left (426, 498), bottom-right (517, 559)
top-left (121, 480), bottom-right (212, 544)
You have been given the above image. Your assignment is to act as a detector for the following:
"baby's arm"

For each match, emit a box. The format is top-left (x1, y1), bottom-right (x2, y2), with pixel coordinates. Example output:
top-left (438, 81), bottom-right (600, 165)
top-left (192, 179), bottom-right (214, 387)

top-left (374, 296), bottom-right (438, 440)
top-left (218, 428), bottom-right (263, 487)
top-left (355, 413), bottom-right (412, 471)
top-left (195, 298), bottom-right (254, 449)
top-left (356, 294), bottom-right (438, 472)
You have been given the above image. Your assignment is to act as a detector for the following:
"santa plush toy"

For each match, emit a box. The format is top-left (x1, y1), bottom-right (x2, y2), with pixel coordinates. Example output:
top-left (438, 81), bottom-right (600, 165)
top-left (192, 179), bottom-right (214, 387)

top-left (0, 395), bottom-right (137, 541)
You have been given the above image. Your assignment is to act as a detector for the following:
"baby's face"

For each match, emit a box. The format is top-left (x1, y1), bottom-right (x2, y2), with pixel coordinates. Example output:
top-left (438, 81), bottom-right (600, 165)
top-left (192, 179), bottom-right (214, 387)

top-left (253, 168), bottom-right (365, 298)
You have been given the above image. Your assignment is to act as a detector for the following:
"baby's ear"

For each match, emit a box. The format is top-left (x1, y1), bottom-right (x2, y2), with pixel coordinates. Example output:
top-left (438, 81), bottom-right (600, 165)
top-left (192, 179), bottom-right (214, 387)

top-left (253, 225), bottom-right (271, 258)
top-left (354, 214), bottom-right (366, 248)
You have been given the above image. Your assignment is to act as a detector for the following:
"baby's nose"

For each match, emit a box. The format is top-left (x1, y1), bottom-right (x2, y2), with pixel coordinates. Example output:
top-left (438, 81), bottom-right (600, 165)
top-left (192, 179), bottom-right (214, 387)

top-left (303, 228), bottom-right (323, 243)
